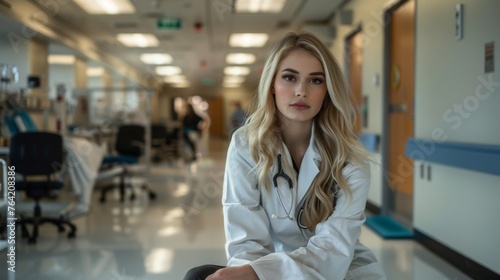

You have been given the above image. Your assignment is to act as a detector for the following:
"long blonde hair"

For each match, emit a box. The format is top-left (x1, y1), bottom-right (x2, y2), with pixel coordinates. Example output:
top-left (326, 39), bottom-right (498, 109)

top-left (244, 32), bottom-right (370, 231)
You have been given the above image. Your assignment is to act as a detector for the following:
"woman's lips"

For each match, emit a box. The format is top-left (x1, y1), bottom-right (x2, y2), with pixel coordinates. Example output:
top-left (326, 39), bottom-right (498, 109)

top-left (290, 103), bottom-right (310, 110)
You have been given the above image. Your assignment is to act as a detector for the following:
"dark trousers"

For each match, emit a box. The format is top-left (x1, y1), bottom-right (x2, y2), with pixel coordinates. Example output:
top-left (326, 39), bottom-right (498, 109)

top-left (183, 265), bottom-right (225, 280)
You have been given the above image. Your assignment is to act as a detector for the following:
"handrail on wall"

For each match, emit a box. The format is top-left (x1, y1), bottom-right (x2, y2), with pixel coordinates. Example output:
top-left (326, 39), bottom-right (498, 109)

top-left (359, 133), bottom-right (380, 153)
top-left (405, 138), bottom-right (500, 176)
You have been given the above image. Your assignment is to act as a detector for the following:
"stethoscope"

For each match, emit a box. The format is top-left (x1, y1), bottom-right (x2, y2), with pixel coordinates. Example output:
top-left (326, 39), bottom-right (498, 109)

top-left (271, 154), bottom-right (308, 230)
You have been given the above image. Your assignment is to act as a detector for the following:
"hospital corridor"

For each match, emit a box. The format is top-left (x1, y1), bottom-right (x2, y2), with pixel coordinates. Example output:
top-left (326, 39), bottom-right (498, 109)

top-left (0, 0), bottom-right (499, 279)
top-left (0, 137), bottom-right (474, 279)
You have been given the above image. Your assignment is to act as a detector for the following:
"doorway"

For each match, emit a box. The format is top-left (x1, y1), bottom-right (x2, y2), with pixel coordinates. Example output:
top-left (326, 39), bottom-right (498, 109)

top-left (384, 0), bottom-right (416, 223)
top-left (206, 96), bottom-right (224, 138)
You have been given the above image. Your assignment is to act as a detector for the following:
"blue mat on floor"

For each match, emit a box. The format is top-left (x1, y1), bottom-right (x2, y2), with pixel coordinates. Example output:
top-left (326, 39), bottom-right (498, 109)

top-left (365, 215), bottom-right (414, 239)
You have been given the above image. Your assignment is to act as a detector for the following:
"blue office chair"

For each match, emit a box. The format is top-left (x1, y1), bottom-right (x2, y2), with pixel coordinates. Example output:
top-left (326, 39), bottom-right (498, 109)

top-left (99, 124), bottom-right (156, 203)
top-left (10, 132), bottom-right (77, 244)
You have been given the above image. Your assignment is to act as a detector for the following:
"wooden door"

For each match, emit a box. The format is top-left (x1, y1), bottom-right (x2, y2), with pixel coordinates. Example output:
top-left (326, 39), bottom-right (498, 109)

top-left (347, 32), bottom-right (363, 134)
top-left (206, 96), bottom-right (224, 138)
top-left (388, 0), bottom-right (415, 218)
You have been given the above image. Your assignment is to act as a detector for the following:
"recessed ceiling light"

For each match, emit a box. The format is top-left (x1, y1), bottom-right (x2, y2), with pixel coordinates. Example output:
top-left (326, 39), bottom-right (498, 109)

top-left (140, 53), bottom-right (173, 65)
top-left (224, 76), bottom-right (245, 83)
top-left (117, 34), bottom-right (159, 47)
top-left (226, 53), bottom-right (256, 64)
top-left (73, 0), bottom-right (136, 14)
top-left (156, 66), bottom-right (182, 76)
top-left (224, 66), bottom-right (251, 76)
top-left (48, 55), bottom-right (76, 65)
top-left (87, 67), bottom-right (105, 77)
top-left (229, 33), bottom-right (269, 47)
top-left (235, 0), bottom-right (287, 13)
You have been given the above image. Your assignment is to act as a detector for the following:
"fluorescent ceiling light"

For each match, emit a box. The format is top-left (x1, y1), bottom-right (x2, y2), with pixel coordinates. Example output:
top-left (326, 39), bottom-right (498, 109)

top-left (87, 67), bottom-right (105, 77)
top-left (156, 66), bottom-right (182, 76)
top-left (73, 0), bottom-right (136, 14)
top-left (226, 53), bottom-right (256, 64)
top-left (140, 53), bottom-right (173, 65)
top-left (235, 0), bottom-right (287, 13)
top-left (117, 34), bottom-right (159, 47)
top-left (224, 76), bottom-right (245, 83)
top-left (224, 66), bottom-right (250, 76)
top-left (48, 55), bottom-right (76, 65)
top-left (229, 33), bottom-right (269, 47)
top-left (164, 75), bottom-right (187, 83)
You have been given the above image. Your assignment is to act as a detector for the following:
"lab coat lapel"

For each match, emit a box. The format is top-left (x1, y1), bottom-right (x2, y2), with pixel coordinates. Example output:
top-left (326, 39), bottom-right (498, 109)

top-left (296, 137), bottom-right (320, 205)
top-left (297, 141), bottom-right (320, 205)
top-left (278, 124), bottom-right (321, 208)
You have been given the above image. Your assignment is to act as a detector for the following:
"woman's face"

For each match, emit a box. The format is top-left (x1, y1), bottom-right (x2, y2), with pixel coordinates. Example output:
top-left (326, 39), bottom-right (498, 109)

top-left (273, 49), bottom-right (327, 125)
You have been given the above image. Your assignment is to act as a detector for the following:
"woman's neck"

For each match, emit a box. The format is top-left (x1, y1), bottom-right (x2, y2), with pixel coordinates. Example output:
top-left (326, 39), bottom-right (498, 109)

top-left (280, 120), bottom-right (312, 170)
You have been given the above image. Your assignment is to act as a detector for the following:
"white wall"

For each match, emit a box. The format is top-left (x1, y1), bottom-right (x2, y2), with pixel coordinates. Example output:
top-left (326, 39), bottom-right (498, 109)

top-left (368, 153), bottom-right (383, 207)
top-left (329, 0), bottom-right (388, 207)
top-left (415, 0), bottom-right (500, 145)
top-left (330, 0), bottom-right (387, 135)
top-left (414, 161), bottom-right (500, 273)
top-left (413, 0), bottom-right (500, 274)
top-left (328, 0), bottom-right (500, 274)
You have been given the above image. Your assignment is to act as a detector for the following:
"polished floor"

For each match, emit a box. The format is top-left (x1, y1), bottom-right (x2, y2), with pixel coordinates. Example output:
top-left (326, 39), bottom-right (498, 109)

top-left (0, 137), bottom-right (473, 280)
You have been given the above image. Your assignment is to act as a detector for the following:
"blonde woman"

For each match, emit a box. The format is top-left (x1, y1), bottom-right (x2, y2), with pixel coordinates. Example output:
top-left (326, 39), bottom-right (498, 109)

top-left (185, 32), bottom-right (386, 280)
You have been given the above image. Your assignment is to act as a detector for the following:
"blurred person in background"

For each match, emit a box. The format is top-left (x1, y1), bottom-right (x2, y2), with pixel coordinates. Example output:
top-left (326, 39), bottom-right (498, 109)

top-left (229, 101), bottom-right (247, 139)
top-left (182, 103), bottom-right (205, 161)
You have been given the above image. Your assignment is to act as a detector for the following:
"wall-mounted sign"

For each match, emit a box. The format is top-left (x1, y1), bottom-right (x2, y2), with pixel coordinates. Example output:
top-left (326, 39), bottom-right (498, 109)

top-left (454, 4), bottom-right (463, 41)
top-left (157, 18), bottom-right (182, 30)
top-left (485, 42), bottom-right (494, 73)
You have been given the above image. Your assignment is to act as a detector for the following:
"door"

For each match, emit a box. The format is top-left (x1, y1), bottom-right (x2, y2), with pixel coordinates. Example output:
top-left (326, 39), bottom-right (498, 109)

top-left (206, 96), bottom-right (224, 138)
top-left (347, 31), bottom-right (363, 134)
top-left (388, 0), bottom-right (415, 221)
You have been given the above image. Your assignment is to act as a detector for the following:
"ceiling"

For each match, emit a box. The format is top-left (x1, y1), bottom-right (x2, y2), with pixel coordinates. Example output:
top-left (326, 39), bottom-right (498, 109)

top-left (2, 0), bottom-right (346, 95)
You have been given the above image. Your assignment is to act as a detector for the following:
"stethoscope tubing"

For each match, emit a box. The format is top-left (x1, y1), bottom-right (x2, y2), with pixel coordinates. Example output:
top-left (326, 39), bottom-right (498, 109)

top-left (272, 154), bottom-right (297, 221)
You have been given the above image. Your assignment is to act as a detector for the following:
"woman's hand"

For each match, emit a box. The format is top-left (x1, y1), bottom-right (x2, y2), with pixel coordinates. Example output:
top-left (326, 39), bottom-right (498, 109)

top-left (206, 265), bottom-right (259, 280)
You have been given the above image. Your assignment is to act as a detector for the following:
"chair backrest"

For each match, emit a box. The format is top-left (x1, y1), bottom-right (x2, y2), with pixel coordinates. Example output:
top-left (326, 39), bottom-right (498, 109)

top-left (151, 124), bottom-right (167, 147)
top-left (115, 124), bottom-right (145, 157)
top-left (10, 132), bottom-right (64, 176)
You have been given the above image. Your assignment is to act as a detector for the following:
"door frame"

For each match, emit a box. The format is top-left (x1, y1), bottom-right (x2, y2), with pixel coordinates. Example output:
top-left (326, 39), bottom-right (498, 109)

top-left (381, 0), bottom-right (416, 217)
top-left (344, 24), bottom-right (363, 133)
top-left (343, 24), bottom-right (363, 81)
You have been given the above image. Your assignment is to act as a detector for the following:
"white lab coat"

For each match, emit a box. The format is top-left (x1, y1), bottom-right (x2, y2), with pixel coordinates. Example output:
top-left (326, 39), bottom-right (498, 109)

top-left (223, 127), bottom-right (387, 280)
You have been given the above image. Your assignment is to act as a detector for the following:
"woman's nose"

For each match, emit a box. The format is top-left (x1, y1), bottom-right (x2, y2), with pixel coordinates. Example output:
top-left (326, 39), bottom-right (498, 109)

top-left (295, 82), bottom-right (307, 97)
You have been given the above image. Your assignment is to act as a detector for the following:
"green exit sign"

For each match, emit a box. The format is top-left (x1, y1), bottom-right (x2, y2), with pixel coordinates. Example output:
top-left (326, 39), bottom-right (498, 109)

top-left (157, 18), bottom-right (182, 30)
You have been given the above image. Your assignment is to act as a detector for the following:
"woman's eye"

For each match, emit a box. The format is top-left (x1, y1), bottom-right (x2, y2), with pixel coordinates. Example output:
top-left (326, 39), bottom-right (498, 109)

top-left (310, 78), bottom-right (323, 84)
top-left (282, 75), bottom-right (295, 82)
